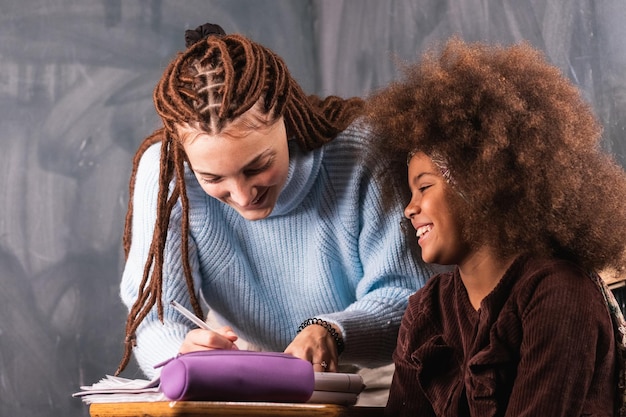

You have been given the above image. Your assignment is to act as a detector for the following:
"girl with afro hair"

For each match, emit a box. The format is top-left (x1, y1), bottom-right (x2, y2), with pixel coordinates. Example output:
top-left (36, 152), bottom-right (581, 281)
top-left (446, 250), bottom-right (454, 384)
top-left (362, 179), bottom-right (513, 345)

top-left (366, 37), bottom-right (626, 416)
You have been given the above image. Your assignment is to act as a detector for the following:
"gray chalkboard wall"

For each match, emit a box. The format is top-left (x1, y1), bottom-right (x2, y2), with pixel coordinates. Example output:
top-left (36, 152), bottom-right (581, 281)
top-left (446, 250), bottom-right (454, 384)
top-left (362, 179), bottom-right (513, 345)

top-left (1, 1), bottom-right (625, 415)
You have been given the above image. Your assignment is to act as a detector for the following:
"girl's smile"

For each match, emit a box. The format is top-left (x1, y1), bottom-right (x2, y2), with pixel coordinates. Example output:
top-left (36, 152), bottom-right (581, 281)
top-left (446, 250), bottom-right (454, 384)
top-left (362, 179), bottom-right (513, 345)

top-left (404, 152), bottom-right (467, 265)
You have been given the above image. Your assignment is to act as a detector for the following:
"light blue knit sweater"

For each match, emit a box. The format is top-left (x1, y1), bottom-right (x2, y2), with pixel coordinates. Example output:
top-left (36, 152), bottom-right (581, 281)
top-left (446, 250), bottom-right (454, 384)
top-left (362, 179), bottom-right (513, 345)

top-left (120, 122), bottom-right (432, 379)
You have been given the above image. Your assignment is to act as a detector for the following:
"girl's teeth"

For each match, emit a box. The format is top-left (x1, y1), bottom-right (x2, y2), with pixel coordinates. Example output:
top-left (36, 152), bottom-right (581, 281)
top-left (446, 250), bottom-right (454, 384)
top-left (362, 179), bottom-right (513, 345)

top-left (416, 225), bottom-right (431, 238)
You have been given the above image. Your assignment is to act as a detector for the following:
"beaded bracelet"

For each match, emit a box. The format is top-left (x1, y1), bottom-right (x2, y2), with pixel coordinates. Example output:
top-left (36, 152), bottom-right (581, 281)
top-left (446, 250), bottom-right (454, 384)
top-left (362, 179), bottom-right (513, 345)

top-left (297, 317), bottom-right (345, 355)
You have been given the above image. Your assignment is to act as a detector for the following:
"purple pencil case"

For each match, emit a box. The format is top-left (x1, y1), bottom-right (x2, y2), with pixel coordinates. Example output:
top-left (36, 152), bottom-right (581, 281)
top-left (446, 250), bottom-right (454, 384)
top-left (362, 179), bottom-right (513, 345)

top-left (156, 350), bottom-right (315, 402)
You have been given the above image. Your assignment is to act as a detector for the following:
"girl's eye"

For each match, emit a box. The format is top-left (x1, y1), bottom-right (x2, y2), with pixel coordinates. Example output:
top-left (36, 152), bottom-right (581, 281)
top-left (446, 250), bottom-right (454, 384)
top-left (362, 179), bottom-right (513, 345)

top-left (418, 184), bottom-right (432, 193)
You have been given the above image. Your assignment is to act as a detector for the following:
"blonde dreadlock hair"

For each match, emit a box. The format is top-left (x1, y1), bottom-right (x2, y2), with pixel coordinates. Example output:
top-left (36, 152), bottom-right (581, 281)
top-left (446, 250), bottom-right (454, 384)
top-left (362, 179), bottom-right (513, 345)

top-left (116, 23), bottom-right (364, 375)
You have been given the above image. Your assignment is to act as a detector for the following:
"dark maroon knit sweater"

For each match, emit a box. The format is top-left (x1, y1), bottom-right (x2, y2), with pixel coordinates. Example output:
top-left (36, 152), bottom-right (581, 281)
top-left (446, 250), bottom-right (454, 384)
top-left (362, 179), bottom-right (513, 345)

top-left (387, 256), bottom-right (617, 417)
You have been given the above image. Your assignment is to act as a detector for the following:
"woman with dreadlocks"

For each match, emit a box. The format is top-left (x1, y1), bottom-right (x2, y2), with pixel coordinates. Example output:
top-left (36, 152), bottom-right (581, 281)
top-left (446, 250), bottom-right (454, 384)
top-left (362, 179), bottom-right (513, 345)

top-left (366, 38), bottom-right (626, 416)
top-left (115, 22), bottom-right (431, 385)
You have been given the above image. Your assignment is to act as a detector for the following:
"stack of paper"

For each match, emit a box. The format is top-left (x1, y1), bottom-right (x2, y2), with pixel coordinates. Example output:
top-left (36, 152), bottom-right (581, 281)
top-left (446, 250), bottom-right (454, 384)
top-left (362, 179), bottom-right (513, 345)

top-left (74, 372), bottom-right (365, 405)
top-left (73, 375), bottom-right (164, 404)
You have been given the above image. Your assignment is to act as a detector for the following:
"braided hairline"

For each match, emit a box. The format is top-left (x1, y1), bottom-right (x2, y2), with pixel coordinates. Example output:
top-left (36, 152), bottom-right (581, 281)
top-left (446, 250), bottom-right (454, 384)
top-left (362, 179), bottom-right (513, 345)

top-left (116, 32), bottom-right (364, 375)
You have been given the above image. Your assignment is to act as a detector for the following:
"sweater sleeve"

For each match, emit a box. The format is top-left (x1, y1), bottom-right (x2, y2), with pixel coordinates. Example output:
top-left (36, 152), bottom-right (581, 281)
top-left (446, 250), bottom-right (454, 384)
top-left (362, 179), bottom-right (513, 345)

top-left (315, 125), bottom-right (434, 367)
top-left (119, 143), bottom-right (202, 379)
top-left (386, 291), bottom-right (437, 416)
top-left (504, 266), bottom-right (616, 416)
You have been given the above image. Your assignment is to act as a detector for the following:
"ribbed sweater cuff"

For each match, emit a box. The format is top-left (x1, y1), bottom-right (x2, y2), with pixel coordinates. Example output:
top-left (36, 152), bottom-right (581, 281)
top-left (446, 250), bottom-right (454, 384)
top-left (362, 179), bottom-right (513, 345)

top-left (133, 320), bottom-right (189, 379)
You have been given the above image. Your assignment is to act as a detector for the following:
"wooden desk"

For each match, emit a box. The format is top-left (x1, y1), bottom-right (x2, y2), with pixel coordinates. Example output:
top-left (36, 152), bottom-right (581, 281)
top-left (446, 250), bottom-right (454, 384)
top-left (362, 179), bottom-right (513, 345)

top-left (89, 401), bottom-right (385, 417)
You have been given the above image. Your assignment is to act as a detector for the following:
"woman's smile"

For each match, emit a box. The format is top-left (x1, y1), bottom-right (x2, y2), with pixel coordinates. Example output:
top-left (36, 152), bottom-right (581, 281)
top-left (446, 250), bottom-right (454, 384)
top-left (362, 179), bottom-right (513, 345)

top-left (181, 119), bottom-right (290, 220)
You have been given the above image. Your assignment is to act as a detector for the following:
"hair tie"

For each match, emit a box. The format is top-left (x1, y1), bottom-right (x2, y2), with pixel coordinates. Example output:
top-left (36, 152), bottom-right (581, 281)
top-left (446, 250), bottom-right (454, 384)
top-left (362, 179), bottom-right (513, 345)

top-left (184, 22), bottom-right (226, 48)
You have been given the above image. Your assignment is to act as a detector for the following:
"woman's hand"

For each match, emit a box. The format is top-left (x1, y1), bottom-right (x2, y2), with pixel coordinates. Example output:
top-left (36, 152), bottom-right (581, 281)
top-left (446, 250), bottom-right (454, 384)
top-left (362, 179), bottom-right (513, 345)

top-left (284, 324), bottom-right (340, 372)
top-left (179, 326), bottom-right (239, 354)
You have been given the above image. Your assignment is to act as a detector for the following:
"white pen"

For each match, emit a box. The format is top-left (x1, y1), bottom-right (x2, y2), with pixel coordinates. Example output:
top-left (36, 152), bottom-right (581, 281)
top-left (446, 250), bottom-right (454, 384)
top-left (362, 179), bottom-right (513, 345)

top-left (170, 300), bottom-right (218, 332)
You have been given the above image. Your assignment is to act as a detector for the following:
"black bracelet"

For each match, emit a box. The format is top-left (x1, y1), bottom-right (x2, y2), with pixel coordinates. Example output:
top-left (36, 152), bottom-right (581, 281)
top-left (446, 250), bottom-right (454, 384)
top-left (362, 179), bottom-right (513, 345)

top-left (297, 317), bottom-right (345, 355)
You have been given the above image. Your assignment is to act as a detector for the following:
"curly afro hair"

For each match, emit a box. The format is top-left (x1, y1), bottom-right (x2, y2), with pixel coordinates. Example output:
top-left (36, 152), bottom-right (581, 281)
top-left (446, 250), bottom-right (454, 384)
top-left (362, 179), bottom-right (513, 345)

top-left (366, 37), bottom-right (626, 274)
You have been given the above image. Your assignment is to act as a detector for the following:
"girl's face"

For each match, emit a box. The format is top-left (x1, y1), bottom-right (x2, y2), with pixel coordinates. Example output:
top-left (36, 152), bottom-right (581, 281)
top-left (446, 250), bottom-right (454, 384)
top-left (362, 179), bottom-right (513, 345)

top-left (404, 152), bottom-right (469, 265)
top-left (181, 118), bottom-right (290, 220)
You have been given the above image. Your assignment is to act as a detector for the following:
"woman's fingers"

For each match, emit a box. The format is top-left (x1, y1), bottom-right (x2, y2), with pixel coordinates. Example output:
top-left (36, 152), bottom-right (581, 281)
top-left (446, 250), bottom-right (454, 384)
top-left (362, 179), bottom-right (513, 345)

top-left (284, 325), bottom-right (338, 372)
top-left (179, 327), bottom-right (239, 353)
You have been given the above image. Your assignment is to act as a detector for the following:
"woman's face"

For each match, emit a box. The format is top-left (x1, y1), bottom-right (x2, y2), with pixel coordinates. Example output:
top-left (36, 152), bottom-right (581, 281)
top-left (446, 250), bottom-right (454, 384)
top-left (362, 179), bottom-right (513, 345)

top-left (181, 118), bottom-right (290, 220)
top-left (404, 152), bottom-right (468, 265)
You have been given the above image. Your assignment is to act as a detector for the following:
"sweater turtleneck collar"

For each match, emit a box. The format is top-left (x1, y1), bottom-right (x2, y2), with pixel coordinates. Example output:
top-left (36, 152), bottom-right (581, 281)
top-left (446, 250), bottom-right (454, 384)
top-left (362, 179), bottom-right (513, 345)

top-left (269, 140), bottom-right (323, 217)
